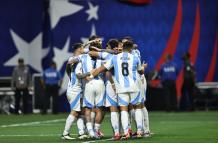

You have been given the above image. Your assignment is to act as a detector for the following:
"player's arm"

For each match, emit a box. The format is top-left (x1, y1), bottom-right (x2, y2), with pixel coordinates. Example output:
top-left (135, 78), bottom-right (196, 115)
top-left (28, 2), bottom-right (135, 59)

top-left (76, 72), bottom-right (91, 79)
top-left (90, 66), bottom-right (107, 78)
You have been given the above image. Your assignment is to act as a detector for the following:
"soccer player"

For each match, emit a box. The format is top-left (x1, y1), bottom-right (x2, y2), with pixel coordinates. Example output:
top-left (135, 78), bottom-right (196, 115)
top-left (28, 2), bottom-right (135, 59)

top-left (123, 37), bottom-right (151, 137)
top-left (90, 41), bottom-right (146, 139)
top-left (62, 43), bottom-right (87, 140)
top-left (89, 39), bottom-right (121, 140)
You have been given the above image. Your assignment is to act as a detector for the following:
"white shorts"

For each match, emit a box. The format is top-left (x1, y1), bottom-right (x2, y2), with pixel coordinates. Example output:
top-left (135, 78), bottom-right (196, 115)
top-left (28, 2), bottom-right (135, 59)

top-left (83, 79), bottom-right (105, 108)
top-left (105, 83), bottom-right (118, 107)
top-left (117, 92), bottom-right (141, 106)
top-left (66, 86), bottom-right (82, 112)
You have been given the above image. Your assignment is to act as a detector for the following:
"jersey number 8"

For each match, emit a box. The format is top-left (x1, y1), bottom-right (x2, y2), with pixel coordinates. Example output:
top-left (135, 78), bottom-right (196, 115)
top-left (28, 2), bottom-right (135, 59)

top-left (121, 62), bottom-right (129, 76)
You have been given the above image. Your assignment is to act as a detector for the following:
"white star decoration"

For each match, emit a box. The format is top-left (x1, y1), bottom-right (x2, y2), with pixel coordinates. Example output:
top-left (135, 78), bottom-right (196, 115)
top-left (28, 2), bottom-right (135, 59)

top-left (86, 2), bottom-right (99, 21)
top-left (49, 0), bottom-right (83, 29)
top-left (4, 29), bottom-right (49, 72)
top-left (53, 37), bottom-right (72, 71)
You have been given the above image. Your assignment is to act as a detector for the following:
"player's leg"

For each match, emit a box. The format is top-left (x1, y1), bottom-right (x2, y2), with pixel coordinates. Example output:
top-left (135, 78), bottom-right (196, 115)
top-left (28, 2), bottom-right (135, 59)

top-left (130, 92), bottom-right (143, 138)
top-left (141, 76), bottom-right (151, 137)
top-left (105, 83), bottom-right (120, 139)
top-left (118, 93), bottom-right (131, 139)
top-left (62, 90), bottom-right (81, 140)
top-left (83, 81), bottom-right (96, 138)
top-left (94, 79), bottom-right (105, 138)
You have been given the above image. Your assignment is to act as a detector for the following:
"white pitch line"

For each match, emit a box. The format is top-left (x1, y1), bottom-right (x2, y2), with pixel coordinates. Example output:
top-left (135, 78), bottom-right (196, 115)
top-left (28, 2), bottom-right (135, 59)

top-left (0, 119), bottom-right (65, 128)
top-left (82, 138), bottom-right (114, 143)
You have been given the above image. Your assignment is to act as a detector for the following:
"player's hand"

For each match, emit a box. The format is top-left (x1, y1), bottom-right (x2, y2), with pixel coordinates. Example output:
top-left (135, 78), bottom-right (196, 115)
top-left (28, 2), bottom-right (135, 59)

top-left (142, 63), bottom-right (148, 68)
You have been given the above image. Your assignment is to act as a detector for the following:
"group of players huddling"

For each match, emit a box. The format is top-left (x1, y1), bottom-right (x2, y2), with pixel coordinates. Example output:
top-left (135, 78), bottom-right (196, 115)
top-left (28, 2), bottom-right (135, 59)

top-left (61, 36), bottom-right (151, 140)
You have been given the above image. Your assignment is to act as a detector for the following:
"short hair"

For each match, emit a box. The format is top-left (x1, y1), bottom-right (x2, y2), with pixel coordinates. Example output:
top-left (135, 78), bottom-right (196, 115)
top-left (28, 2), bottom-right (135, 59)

top-left (18, 58), bottom-right (24, 63)
top-left (89, 35), bottom-right (99, 41)
top-left (123, 41), bottom-right (133, 49)
top-left (122, 36), bottom-right (133, 42)
top-left (166, 54), bottom-right (172, 60)
top-left (107, 39), bottom-right (119, 49)
top-left (72, 43), bottom-right (83, 52)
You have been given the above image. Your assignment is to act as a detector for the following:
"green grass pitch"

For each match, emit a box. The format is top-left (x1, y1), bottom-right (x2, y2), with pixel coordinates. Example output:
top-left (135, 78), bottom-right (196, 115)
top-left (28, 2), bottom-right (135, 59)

top-left (0, 111), bottom-right (218, 143)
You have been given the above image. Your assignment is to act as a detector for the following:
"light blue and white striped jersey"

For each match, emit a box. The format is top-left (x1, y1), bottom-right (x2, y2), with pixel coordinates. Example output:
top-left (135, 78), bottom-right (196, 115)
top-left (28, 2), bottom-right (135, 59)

top-left (98, 51), bottom-right (113, 62)
top-left (131, 49), bottom-right (141, 60)
top-left (104, 52), bottom-right (142, 93)
top-left (67, 57), bottom-right (82, 89)
top-left (78, 54), bottom-right (103, 80)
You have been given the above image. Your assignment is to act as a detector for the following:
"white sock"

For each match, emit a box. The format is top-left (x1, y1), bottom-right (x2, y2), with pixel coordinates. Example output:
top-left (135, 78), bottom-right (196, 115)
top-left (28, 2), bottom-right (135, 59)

top-left (111, 112), bottom-right (119, 134)
top-left (135, 109), bottom-right (143, 132)
top-left (77, 117), bottom-right (85, 135)
top-left (94, 123), bottom-right (101, 132)
top-left (129, 109), bottom-right (135, 122)
top-left (142, 106), bottom-right (150, 133)
top-left (63, 114), bottom-right (76, 135)
top-left (86, 122), bottom-right (95, 136)
top-left (91, 111), bottom-right (95, 125)
top-left (121, 111), bottom-right (129, 134)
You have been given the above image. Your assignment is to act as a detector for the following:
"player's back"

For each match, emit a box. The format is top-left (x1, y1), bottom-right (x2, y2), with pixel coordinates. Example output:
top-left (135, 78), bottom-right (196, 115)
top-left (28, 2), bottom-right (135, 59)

top-left (113, 52), bottom-right (140, 93)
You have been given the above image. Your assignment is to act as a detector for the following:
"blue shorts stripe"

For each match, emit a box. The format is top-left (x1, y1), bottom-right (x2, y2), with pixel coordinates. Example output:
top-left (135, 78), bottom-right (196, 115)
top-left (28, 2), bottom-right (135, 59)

top-left (70, 93), bottom-right (80, 110)
top-left (131, 92), bottom-right (140, 105)
top-left (118, 96), bottom-right (129, 106)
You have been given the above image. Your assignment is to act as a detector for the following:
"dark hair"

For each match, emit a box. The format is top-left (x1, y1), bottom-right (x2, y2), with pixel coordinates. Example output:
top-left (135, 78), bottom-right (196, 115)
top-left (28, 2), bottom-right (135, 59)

top-left (50, 61), bottom-right (56, 66)
top-left (122, 36), bottom-right (133, 42)
top-left (89, 35), bottom-right (99, 41)
top-left (18, 58), bottom-right (24, 63)
top-left (72, 43), bottom-right (83, 52)
top-left (123, 41), bottom-right (133, 49)
top-left (107, 39), bottom-right (119, 49)
top-left (166, 54), bottom-right (172, 60)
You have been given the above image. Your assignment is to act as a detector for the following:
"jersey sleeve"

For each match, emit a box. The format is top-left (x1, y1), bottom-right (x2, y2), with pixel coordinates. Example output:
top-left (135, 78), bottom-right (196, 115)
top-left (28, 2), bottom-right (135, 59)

top-left (99, 52), bottom-right (112, 60)
top-left (75, 63), bottom-right (82, 75)
top-left (137, 57), bottom-right (142, 71)
top-left (104, 55), bottom-right (114, 70)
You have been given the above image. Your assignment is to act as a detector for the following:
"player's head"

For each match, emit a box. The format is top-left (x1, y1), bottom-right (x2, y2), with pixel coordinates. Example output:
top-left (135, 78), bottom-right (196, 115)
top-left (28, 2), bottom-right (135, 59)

top-left (165, 54), bottom-right (172, 61)
top-left (89, 35), bottom-right (102, 49)
top-left (122, 36), bottom-right (133, 43)
top-left (182, 52), bottom-right (190, 61)
top-left (107, 39), bottom-right (119, 50)
top-left (18, 58), bottom-right (24, 67)
top-left (122, 41), bottom-right (133, 52)
top-left (50, 61), bottom-right (56, 69)
top-left (133, 44), bottom-right (138, 49)
top-left (72, 43), bottom-right (83, 55)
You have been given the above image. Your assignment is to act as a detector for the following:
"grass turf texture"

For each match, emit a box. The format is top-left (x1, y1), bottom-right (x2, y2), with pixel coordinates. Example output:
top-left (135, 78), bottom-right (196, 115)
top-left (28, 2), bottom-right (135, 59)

top-left (0, 111), bottom-right (218, 143)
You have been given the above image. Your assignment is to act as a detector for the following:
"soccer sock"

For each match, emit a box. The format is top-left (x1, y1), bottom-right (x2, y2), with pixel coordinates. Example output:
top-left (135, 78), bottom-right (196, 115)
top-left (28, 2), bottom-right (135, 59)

top-left (135, 109), bottom-right (143, 132)
top-left (91, 111), bottom-right (95, 125)
top-left (63, 114), bottom-right (76, 135)
top-left (121, 111), bottom-right (129, 134)
top-left (94, 123), bottom-right (101, 132)
top-left (142, 106), bottom-right (150, 133)
top-left (86, 122), bottom-right (95, 137)
top-left (111, 112), bottom-right (119, 134)
top-left (77, 117), bottom-right (85, 135)
top-left (129, 109), bottom-right (135, 123)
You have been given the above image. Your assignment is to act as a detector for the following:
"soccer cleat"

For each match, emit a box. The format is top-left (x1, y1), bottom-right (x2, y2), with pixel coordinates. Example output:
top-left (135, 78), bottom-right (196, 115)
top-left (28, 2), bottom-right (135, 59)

top-left (78, 134), bottom-right (89, 139)
top-left (136, 131), bottom-right (143, 138)
top-left (121, 129), bottom-right (132, 140)
top-left (113, 132), bottom-right (121, 140)
top-left (96, 130), bottom-right (104, 138)
top-left (61, 134), bottom-right (74, 140)
top-left (143, 131), bottom-right (152, 138)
